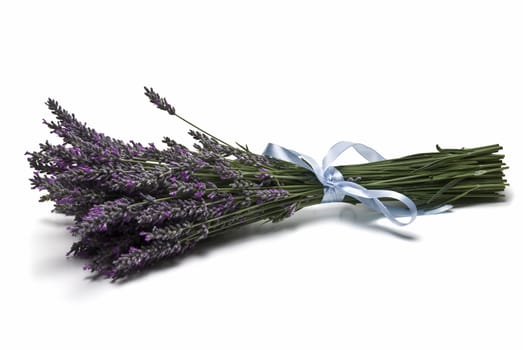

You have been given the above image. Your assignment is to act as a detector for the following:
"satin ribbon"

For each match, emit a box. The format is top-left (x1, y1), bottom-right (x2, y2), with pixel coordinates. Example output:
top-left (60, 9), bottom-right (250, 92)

top-left (263, 141), bottom-right (452, 226)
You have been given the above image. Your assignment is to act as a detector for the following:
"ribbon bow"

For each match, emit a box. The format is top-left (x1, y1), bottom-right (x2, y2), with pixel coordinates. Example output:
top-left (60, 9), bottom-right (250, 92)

top-left (263, 141), bottom-right (452, 226)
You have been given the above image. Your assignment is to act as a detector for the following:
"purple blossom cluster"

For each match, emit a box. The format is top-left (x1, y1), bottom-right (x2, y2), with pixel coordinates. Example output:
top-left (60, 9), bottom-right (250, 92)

top-left (27, 88), bottom-right (301, 280)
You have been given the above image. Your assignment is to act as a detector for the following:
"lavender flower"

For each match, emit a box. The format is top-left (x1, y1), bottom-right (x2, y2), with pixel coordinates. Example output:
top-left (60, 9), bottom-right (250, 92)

top-left (26, 89), bottom-right (298, 280)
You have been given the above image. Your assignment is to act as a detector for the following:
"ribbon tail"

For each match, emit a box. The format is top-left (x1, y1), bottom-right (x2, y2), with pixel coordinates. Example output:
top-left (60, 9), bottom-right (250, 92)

top-left (335, 182), bottom-right (417, 226)
top-left (419, 204), bottom-right (453, 215)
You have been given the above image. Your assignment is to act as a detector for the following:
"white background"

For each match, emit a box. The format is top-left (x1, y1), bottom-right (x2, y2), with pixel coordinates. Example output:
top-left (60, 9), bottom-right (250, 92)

top-left (1, 1), bottom-right (522, 349)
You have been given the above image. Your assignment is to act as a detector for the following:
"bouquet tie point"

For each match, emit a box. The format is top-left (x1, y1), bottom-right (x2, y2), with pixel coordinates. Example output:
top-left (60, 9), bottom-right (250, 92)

top-left (26, 87), bottom-right (508, 280)
top-left (263, 142), bottom-right (453, 226)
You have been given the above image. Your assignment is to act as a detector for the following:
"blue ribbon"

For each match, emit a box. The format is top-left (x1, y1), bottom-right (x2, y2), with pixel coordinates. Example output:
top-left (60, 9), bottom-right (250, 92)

top-left (263, 141), bottom-right (452, 226)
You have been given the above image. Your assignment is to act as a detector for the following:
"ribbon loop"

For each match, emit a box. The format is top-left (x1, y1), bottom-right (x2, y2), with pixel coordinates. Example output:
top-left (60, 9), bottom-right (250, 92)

top-left (263, 142), bottom-right (451, 226)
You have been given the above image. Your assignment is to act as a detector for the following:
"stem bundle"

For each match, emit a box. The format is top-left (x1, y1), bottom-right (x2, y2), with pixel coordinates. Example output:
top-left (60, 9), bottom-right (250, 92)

top-left (26, 88), bottom-right (508, 280)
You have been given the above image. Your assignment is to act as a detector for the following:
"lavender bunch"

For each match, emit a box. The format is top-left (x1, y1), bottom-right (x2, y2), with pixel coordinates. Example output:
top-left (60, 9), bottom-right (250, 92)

top-left (27, 88), bottom-right (508, 280)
